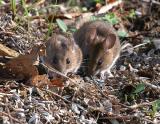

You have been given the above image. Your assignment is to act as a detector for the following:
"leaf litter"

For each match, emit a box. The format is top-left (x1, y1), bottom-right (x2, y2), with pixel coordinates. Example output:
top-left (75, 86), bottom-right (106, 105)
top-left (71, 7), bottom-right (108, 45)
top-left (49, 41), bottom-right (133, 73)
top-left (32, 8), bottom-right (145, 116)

top-left (0, 0), bottom-right (160, 124)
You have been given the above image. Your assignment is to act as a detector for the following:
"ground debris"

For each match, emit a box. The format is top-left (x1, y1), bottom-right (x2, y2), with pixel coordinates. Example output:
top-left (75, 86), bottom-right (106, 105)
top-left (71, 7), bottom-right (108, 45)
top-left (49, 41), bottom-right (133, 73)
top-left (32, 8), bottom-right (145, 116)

top-left (0, 0), bottom-right (160, 124)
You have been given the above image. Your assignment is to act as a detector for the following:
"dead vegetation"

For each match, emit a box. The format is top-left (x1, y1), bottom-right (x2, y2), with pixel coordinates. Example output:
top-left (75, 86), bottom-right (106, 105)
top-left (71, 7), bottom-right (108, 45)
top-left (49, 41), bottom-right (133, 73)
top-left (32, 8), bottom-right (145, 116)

top-left (0, 0), bottom-right (160, 124)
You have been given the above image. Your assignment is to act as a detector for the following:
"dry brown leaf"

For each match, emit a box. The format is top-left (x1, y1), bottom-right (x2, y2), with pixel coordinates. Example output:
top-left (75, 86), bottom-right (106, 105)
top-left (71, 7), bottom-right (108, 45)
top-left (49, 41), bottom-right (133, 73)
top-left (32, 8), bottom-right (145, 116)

top-left (106, 0), bottom-right (117, 4)
top-left (29, 74), bottom-right (64, 88)
top-left (0, 43), bottom-right (19, 57)
top-left (50, 78), bottom-right (64, 87)
top-left (0, 45), bottom-right (43, 82)
top-left (29, 74), bottom-right (50, 87)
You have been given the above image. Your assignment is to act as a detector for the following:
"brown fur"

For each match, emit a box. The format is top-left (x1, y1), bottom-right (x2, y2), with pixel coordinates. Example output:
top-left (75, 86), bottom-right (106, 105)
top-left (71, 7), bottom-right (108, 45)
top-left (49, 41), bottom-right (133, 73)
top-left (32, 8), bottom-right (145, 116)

top-left (74, 20), bottom-right (121, 78)
top-left (43, 33), bottom-right (82, 75)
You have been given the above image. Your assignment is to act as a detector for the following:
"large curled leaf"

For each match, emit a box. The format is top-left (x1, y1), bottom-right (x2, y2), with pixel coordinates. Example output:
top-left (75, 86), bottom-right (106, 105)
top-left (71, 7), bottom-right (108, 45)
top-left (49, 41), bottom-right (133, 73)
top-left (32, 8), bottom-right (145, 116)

top-left (56, 19), bottom-right (68, 32)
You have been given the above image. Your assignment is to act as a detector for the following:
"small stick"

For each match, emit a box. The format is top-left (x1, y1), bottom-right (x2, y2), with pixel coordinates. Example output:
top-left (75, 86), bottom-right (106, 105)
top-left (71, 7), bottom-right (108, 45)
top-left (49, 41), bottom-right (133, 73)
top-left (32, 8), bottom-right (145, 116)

top-left (41, 63), bottom-right (75, 83)
top-left (0, 92), bottom-right (13, 96)
top-left (99, 115), bottom-right (154, 123)
top-left (119, 100), bottom-right (157, 109)
top-left (0, 112), bottom-right (21, 123)
top-left (143, 81), bottom-right (160, 91)
top-left (44, 89), bottom-right (71, 103)
top-left (121, 42), bottom-right (150, 52)
top-left (98, 0), bottom-right (122, 14)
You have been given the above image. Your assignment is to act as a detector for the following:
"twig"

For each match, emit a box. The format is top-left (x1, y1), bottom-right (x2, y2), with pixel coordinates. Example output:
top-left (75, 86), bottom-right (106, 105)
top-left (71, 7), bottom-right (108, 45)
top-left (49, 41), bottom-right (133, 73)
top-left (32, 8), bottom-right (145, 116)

top-left (6, 106), bottom-right (13, 124)
top-left (99, 114), bottom-right (134, 120)
top-left (142, 0), bottom-right (160, 5)
top-left (26, 0), bottom-right (45, 8)
top-left (129, 101), bottom-right (153, 109)
top-left (41, 63), bottom-right (75, 83)
top-left (119, 100), bottom-right (157, 110)
top-left (0, 92), bottom-right (13, 96)
top-left (143, 81), bottom-right (160, 91)
top-left (133, 42), bottom-right (149, 49)
top-left (44, 89), bottom-right (71, 103)
top-left (98, 0), bottom-right (122, 14)
top-left (99, 114), bottom-right (154, 123)
top-left (0, 112), bottom-right (21, 123)
top-left (126, 31), bottom-right (151, 38)
top-left (121, 42), bottom-right (150, 52)
top-left (152, 0), bottom-right (160, 5)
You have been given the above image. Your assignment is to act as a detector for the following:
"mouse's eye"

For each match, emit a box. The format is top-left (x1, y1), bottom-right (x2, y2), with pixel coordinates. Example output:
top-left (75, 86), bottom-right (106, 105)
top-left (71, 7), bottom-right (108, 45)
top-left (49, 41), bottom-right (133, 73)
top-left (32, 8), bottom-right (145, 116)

top-left (61, 42), bottom-right (67, 49)
top-left (97, 59), bottom-right (103, 66)
top-left (66, 58), bottom-right (70, 64)
top-left (52, 56), bottom-right (58, 64)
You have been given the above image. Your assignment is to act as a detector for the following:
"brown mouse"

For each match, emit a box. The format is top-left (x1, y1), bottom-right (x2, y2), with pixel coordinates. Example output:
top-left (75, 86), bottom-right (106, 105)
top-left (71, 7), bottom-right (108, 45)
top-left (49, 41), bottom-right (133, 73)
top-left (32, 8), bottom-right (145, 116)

top-left (74, 20), bottom-right (121, 79)
top-left (42, 33), bottom-right (82, 76)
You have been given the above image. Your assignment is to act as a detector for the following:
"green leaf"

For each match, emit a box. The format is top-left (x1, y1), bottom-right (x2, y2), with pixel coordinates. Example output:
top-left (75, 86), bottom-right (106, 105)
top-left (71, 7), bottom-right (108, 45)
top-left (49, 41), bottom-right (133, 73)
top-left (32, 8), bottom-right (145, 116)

top-left (90, 16), bottom-right (97, 21)
top-left (133, 83), bottom-right (145, 94)
top-left (128, 9), bottom-right (136, 18)
top-left (105, 13), bottom-right (119, 25)
top-left (150, 100), bottom-right (160, 117)
top-left (82, 7), bottom-right (87, 12)
top-left (20, 0), bottom-right (29, 16)
top-left (69, 27), bottom-right (77, 32)
top-left (117, 29), bottom-right (128, 37)
top-left (94, 0), bottom-right (101, 3)
top-left (153, 100), bottom-right (160, 109)
top-left (56, 19), bottom-right (68, 32)
top-left (0, 0), bottom-right (2, 6)
top-left (11, 0), bottom-right (16, 16)
top-left (46, 23), bottom-right (53, 39)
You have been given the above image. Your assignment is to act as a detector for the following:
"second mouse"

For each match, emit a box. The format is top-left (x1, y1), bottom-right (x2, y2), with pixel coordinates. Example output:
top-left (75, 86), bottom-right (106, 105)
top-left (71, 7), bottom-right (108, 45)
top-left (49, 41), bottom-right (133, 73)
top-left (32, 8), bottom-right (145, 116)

top-left (42, 33), bottom-right (82, 77)
top-left (74, 20), bottom-right (121, 79)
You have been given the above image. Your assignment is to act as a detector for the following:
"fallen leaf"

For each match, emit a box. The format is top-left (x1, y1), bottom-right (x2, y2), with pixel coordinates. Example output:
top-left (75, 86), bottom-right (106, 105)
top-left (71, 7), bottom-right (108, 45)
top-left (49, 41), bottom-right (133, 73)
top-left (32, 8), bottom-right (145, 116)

top-left (0, 43), bottom-right (19, 57)
top-left (56, 19), bottom-right (68, 32)
top-left (50, 78), bottom-right (64, 87)
top-left (0, 44), bottom-right (43, 82)
top-left (29, 75), bottom-right (64, 88)
top-left (106, 0), bottom-right (116, 4)
top-left (29, 74), bottom-right (50, 88)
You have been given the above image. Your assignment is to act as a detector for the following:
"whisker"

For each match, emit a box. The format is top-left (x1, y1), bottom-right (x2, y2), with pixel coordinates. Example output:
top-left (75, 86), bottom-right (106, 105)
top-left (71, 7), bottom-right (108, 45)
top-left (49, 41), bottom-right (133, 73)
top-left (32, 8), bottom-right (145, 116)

top-left (83, 59), bottom-right (90, 61)
top-left (80, 66), bottom-right (88, 67)
top-left (82, 60), bottom-right (88, 62)
top-left (81, 62), bottom-right (87, 64)
top-left (83, 58), bottom-right (88, 60)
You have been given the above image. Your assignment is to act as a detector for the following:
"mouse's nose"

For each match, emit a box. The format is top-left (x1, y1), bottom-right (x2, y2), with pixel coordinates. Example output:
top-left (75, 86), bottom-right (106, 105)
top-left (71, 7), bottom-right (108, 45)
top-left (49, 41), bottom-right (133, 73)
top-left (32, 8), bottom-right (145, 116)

top-left (87, 67), bottom-right (99, 76)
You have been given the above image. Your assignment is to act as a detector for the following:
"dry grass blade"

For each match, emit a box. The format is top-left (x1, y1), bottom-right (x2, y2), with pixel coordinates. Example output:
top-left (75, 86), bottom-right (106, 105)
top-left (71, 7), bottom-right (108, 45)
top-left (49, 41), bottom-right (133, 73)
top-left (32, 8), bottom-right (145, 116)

top-left (0, 43), bottom-right (19, 57)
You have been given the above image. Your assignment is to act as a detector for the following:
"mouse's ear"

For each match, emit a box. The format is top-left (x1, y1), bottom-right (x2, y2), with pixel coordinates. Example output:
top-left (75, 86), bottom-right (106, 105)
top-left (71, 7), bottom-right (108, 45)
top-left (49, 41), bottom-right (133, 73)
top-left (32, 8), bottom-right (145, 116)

top-left (69, 37), bottom-right (76, 51)
top-left (48, 33), bottom-right (57, 44)
top-left (104, 33), bottom-right (116, 49)
top-left (86, 27), bottom-right (97, 42)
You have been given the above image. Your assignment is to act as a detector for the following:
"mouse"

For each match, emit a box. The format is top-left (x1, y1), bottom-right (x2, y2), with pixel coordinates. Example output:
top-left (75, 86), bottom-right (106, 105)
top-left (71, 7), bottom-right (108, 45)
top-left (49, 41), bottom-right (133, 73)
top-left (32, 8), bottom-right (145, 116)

top-left (42, 33), bottom-right (82, 77)
top-left (74, 20), bottom-right (121, 79)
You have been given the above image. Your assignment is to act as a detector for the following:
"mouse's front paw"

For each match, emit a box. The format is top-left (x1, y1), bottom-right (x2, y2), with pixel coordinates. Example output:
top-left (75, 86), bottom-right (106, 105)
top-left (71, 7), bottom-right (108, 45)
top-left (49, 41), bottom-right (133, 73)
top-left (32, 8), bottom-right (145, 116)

top-left (106, 70), bottom-right (114, 78)
top-left (107, 72), bottom-right (114, 78)
top-left (100, 72), bottom-right (106, 80)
